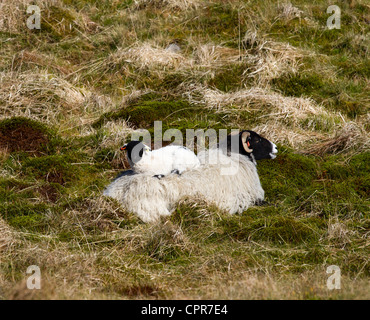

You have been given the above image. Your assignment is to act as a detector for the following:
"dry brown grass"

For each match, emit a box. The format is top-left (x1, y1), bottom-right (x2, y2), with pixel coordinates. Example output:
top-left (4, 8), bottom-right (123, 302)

top-left (305, 122), bottom-right (370, 156)
top-left (0, 71), bottom-right (85, 123)
top-left (181, 84), bottom-right (369, 151)
top-left (0, 0), bottom-right (99, 34)
top-left (186, 85), bottom-right (321, 115)
top-left (253, 122), bottom-right (325, 149)
top-left (13, 50), bottom-right (73, 75)
top-left (191, 271), bottom-right (370, 300)
top-left (90, 42), bottom-right (242, 78)
top-left (0, 218), bottom-right (17, 255)
top-left (0, 0), bottom-right (33, 33)
top-left (60, 195), bottom-right (133, 233)
top-left (277, 2), bottom-right (303, 21)
top-left (0, 70), bottom-right (113, 131)
top-left (242, 33), bottom-right (304, 84)
top-left (192, 44), bottom-right (241, 68)
top-left (133, 0), bottom-right (200, 11)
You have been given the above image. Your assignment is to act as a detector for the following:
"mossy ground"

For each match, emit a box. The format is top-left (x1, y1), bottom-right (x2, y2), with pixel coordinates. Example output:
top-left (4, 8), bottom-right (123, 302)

top-left (0, 0), bottom-right (368, 299)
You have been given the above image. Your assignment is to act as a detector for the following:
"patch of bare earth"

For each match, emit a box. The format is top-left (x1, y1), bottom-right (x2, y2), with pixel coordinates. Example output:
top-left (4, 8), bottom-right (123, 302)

top-left (0, 123), bottom-right (49, 156)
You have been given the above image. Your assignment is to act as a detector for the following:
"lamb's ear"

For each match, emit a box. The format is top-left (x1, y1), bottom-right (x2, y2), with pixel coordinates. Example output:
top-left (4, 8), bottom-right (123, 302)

top-left (241, 131), bottom-right (253, 153)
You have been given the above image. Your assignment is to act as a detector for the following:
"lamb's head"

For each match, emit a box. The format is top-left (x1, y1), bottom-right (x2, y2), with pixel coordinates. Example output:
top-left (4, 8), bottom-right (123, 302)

top-left (219, 130), bottom-right (278, 161)
top-left (120, 140), bottom-right (151, 165)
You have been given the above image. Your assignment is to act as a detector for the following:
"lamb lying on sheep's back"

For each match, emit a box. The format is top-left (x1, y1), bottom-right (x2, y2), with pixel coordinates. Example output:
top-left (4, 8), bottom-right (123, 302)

top-left (104, 130), bottom-right (278, 222)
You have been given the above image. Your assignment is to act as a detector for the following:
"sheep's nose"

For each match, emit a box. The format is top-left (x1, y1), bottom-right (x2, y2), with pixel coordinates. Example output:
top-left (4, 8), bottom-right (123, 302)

top-left (272, 143), bottom-right (278, 154)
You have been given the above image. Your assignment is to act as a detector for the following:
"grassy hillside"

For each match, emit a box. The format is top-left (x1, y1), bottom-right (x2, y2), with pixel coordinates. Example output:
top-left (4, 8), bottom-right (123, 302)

top-left (0, 0), bottom-right (369, 299)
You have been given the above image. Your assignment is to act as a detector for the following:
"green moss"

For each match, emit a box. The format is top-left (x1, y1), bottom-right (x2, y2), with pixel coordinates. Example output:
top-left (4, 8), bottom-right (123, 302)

top-left (0, 202), bottom-right (50, 230)
top-left (156, 72), bottom-right (189, 91)
top-left (334, 56), bottom-right (370, 79)
top-left (94, 148), bottom-right (115, 165)
top-left (0, 178), bottom-right (36, 203)
top-left (209, 63), bottom-right (251, 92)
top-left (349, 152), bottom-right (370, 173)
top-left (0, 117), bottom-right (48, 134)
top-left (319, 153), bottom-right (370, 199)
top-left (22, 154), bottom-right (83, 185)
top-left (218, 214), bottom-right (322, 245)
top-left (253, 216), bottom-right (319, 244)
top-left (94, 100), bottom-right (188, 128)
top-left (188, 4), bottom-right (240, 42)
top-left (268, 3), bottom-right (367, 55)
top-left (258, 148), bottom-right (318, 201)
top-left (272, 73), bottom-right (332, 98)
top-left (272, 72), bottom-right (368, 118)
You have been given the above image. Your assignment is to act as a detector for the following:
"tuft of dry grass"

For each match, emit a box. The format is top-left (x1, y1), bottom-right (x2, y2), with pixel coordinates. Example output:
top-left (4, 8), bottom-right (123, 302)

top-left (186, 85), bottom-right (321, 116)
top-left (192, 44), bottom-right (241, 68)
top-left (0, 70), bottom-right (113, 130)
top-left (305, 122), bottom-right (370, 156)
top-left (252, 122), bottom-right (325, 149)
top-left (0, 0), bottom-right (33, 33)
top-left (133, 0), bottom-right (200, 11)
top-left (277, 2), bottom-right (303, 21)
top-left (13, 50), bottom-right (73, 75)
top-left (0, 71), bottom-right (85, 123)
top-left (242, 35), bottom-right (304, 84)
top-left (142, 220), bottom-right (192, 261)
top-left (60, 196), bottom-right (134, 233)
top-left (181, 84), bottom-right (369, 151)
top-left (111, 42), bottom-right (186, 70)
top-left (326, 216), bottom-right (353, 246)
top-left (0, 218), bottom-right (17, 255)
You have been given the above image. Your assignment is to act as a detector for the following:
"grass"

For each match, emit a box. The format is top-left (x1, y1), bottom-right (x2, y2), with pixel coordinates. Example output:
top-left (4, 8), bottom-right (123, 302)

top-left (0, 0), bottom-right (368, 300)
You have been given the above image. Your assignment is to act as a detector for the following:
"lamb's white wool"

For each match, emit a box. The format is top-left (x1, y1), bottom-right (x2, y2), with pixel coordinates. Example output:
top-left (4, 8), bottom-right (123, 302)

top-left (104, 149), bottom-right (264, 222)
top-left (134, 145), bottom-right (201, 175)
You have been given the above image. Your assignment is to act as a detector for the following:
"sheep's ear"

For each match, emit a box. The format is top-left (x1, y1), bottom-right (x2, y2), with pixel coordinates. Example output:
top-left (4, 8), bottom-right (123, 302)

top-left (241, 131), bottom-right (253, 153)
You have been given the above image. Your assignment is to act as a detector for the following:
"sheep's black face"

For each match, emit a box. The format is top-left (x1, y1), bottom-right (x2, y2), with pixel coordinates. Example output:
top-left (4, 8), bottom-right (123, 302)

top-left (218, 130), bottom-right (278, 161)
top-left (243, 130), bottom-right (278, 160)
top-left (121, 141), bottom-right (145, 164)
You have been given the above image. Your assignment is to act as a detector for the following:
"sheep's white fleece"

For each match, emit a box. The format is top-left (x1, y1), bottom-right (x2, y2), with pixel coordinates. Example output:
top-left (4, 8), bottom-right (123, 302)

top-left (104, 149), bottom-right (264, 222)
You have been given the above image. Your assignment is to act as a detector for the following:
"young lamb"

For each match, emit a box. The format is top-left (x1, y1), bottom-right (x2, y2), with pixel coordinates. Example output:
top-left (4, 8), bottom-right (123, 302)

top-left (121, 140), bottom-right (200, 177)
